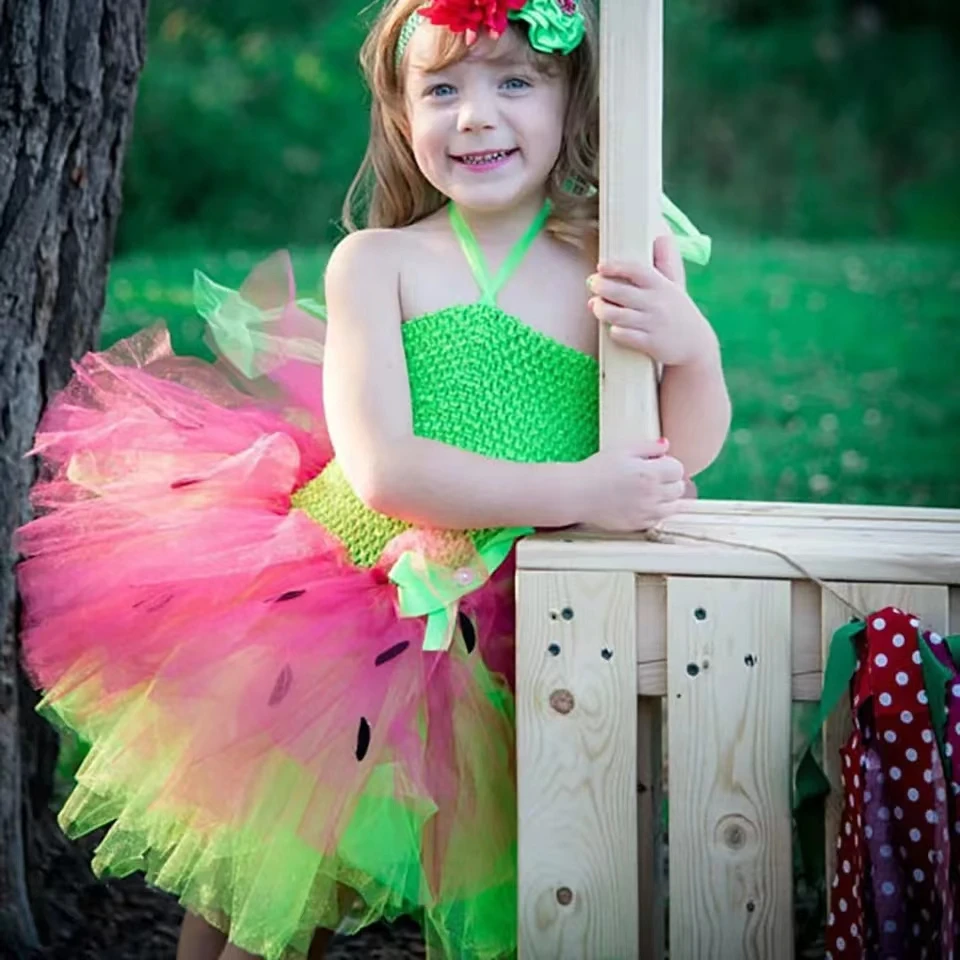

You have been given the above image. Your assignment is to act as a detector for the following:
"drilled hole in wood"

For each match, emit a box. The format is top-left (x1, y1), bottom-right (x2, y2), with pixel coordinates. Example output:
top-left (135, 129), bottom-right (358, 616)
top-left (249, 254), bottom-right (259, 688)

top-left (548, 642), bottom-right (561, 657)
top-left (549, 610), bottom-right (559, 620)
top-left (746, 900), bottom-right (756, 913)
top-left (601, 648), bottom-right (613, 660)
top-left (561, 607), bottom-right (574, 621)
top-left (686, 662), bottom-right (700, 677)
top-left (694, 607), bottom-right (708, 621)
top-left (556, 887), bottom-right (574, 906)
top-left (744, 653), bottom-right (757, 667)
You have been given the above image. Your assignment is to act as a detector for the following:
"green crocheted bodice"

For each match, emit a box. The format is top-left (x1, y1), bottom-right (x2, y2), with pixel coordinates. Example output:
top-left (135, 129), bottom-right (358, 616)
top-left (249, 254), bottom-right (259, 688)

top-left (291, 202), bottom-right (600, 567)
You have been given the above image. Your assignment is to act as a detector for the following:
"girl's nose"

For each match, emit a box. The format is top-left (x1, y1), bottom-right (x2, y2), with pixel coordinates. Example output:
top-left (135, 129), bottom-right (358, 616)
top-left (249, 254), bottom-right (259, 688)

top-left (457, 94), bottom-right (496, 132)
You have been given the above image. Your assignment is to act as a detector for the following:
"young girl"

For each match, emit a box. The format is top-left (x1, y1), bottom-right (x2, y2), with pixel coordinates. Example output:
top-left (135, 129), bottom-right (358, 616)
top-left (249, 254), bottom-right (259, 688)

top-left (16, 1), bottom-right (730, 958)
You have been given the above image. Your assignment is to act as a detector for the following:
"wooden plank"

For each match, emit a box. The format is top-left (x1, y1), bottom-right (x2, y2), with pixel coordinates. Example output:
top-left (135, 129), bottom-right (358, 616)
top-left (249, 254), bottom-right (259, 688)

top-left (644, 499), bottom-right (960, 524)
top-left (637, 697), bottom-right (665, 960)
top-left (667, 578), bottom-right (794, 960)
top-left (516, 526), bottom-right (960, 584)
top-left (599, 0), bottom-right (662, 445)
top-left (516, 571), bottom-right (639, 958)
top-left (820, 584), bottom-right (950, 886)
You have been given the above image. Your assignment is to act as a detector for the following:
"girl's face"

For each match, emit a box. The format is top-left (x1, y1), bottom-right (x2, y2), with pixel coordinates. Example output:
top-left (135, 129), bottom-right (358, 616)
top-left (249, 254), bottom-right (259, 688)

top-left (403, 25), bottom-right (568, 214)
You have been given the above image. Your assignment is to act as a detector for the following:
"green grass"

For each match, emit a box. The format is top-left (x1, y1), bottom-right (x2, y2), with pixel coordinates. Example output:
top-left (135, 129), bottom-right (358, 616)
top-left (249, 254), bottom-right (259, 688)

top-left (102, 239), bottom-right (960, 508)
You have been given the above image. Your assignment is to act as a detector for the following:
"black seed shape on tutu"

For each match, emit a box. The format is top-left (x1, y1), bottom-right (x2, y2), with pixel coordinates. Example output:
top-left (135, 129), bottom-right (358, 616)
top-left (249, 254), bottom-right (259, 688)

top-left (458, 612), bottom-right (477, 654)
top-left (375, 640), bottom-right (410, 666)
top-left (133, 593), bottom-right (173, 612)
top-left (356, 718), bottom-right (371, 761)
top-left (273, 589), bottom-right (306, 603)
top-left (268, 665), bottom-right (293, 706)
top-left (170, 478), bottom-right (202, 489)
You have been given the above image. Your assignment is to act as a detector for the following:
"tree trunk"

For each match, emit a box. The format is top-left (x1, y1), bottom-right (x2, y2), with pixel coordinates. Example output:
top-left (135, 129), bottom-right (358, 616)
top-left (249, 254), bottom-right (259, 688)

top-left (0, 2), bottom-right (148, 955)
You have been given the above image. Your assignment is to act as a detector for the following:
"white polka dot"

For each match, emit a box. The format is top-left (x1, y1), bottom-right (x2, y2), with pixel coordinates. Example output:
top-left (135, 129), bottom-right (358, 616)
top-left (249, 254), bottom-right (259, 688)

top-left (873, 618), bottom-right (887, 631)
top-left (879, 806), bottom-right (890, 820)
top-left (840, 897), bottom-right (848, 912)
top-left (947, 743), bottom-right (954, 757)
top-left (912, 650), bottom-right (922, 664)
top-left (953, 783), bottom-right (960, 796)
top-left (864, 791), bottom-right (873, 803)
top-left (845, 822), bottom-right (852, 836)
top-left (884, 730), bottom-right (897, 743)
top-left (924, 769), bottom-right (934, 783)
top-left (890, 766), bottom-right (902, 780)
top-left (905, 748), bottom-right (918, 762)
top-left (896, 671), bottom-right (909, 686)
top-left (913, 923), bottom-right (922, 936)
top-left (895, 806), bottom-right (905, 819)
top-left (907, 788), bottom-right (919, 802)
top-left (910, 827), bottom-right (922, 841)
top-left (844, 754), bottom-right (851, 768)
top-left (914, 868), bottom-right (925, 882)
top-left (918, 690), bottom-right (928, 705)
top-left (936, 787), bottom-right (946, 802)
top-left (880, 844), bottom-right (893, 858)
top-left (926, 809), bottom-right (939, 823)
top-left (853, 773), bottom-right (860, 788)
top-left (892, 633), bottom-right (905, 647)
top-left (833, 875), bottom-right (839, 888)
top-left (882, 881), bottom-right (896, 895)
top-left (883, 920), bottom-right (897, 933)
top-left (879, 692), bottom-right (892, 707)
top-left (953, 683), bottom-right (960, 696)
top-left (910, 618), bottom-right (920, 627)
top-left (836, 937), bottom-right (846, 950)
top-left (929, 632), bottom-right (942, 644)
top-left (842, 860), bottom-right (851, 874)
top-left (850, 922), bottom-right (859, 937)
top-left (865, 824), bottom-right (874, 839)
top-left (956, 722), bottom-right (960, 735)
top-left (901, 710), bottom-right (914, 723)
top-left (828, 911), bottom-right (835, 925)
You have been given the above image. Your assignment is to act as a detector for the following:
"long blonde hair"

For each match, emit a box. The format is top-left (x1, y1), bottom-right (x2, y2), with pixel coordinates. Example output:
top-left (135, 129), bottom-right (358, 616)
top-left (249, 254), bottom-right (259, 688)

top-left (342, 0), bottom-right (600, 254)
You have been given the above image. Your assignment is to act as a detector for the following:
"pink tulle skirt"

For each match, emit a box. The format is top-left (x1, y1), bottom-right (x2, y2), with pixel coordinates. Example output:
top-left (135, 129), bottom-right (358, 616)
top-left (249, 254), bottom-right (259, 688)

top-left (15, 255), bottom-right (520, 960)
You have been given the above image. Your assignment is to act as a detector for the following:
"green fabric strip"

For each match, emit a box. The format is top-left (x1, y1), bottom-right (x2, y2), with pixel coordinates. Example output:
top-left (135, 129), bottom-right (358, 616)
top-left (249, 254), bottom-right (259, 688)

top-left (448, 201), bottom-right (552, 307)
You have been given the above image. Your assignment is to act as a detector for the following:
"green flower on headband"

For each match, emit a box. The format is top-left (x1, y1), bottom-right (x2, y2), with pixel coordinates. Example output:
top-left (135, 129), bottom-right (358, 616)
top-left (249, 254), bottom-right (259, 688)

top-left (510, 0), bottom-right (585, 56)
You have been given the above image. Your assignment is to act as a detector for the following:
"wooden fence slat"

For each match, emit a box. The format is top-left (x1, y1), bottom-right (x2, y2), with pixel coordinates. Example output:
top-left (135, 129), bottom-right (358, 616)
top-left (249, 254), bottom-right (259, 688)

top-left (516, 570), bottom-right (639, 958)
top-left (667, 577), bottom-right (794, 960)
top-left (820, 583), bottom-right (950, 888)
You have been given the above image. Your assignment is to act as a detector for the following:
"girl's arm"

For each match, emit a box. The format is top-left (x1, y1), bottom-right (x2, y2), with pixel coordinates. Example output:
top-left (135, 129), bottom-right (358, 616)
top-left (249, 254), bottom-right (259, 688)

top-left (659, 345), bottom-right (731, 478)
top-left (322, 230), bottom-right (590, 530)
top-left (655, 230), bottom-right (731, 477)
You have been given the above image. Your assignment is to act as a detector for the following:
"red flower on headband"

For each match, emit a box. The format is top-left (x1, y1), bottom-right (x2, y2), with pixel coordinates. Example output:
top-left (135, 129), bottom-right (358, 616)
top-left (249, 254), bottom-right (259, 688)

top-left (421, 0), bottom-right (527, 40)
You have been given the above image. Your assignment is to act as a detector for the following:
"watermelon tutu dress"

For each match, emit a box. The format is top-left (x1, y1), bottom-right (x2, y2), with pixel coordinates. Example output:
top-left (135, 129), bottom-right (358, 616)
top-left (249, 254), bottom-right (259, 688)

top-left (16, 198), bottom-right (710, 959)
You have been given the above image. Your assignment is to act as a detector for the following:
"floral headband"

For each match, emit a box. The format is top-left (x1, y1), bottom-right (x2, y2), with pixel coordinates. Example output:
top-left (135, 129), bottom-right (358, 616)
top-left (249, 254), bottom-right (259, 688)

top-left (395, 0), bottom-right (585, 67)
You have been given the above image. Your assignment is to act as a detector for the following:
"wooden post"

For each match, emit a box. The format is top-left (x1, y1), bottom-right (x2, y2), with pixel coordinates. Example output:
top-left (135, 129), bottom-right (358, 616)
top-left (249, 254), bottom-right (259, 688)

top-left (599, 0), bottom-right (663, 445)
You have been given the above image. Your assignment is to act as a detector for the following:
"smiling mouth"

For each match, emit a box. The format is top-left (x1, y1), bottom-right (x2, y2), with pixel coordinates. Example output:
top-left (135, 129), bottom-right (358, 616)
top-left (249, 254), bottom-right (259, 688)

top-left (451, 148), bottom-right (519, 166)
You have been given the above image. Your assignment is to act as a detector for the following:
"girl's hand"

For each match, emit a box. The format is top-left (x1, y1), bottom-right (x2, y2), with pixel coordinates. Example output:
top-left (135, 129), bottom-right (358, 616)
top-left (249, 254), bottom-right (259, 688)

top-left (587, 235), bottom-right (719, 368)
top-left (576, 439), bottom-right (686, 533)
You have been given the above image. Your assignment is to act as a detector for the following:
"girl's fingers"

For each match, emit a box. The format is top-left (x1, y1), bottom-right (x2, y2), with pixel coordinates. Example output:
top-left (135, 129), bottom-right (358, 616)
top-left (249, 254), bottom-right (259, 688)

top-left (588, 275), bottom-right (655, 310)
top-left (607, 325), bottom-right (652, 353)
top-left (590, 298), bottom-right (650, 330)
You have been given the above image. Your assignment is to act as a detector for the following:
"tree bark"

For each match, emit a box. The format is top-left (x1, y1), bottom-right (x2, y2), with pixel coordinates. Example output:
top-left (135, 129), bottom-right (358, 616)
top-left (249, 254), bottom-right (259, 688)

top-left (0, 2), bottom-right (148, 955)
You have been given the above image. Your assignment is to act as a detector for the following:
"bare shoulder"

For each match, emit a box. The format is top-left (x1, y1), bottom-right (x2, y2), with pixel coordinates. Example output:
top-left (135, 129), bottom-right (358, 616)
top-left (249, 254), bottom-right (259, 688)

top-left (325, 227), bottom-right (404, 290)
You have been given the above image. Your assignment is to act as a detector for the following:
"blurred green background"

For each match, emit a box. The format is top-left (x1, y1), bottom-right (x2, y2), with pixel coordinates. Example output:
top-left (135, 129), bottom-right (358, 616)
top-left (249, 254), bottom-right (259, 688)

top-left (103, 0), bottom-right (960, 506)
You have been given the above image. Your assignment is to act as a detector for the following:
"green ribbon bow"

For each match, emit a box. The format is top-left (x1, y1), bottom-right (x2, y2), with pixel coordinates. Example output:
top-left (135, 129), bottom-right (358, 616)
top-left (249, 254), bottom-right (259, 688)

top-left (389, 526), bottom-right (532, 652)
top-left (510, 0), bottom-right (586, 56)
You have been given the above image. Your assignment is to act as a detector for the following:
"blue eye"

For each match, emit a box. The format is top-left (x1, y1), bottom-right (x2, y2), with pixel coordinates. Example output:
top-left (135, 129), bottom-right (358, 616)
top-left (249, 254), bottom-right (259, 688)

top-left (502, 77), bottom-right (532, 91)
top-left (427, 83), bottom-right (456, 98)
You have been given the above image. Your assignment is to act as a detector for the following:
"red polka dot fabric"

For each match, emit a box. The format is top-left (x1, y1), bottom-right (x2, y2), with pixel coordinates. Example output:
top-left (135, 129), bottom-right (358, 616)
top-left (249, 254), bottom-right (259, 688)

top-left (826, 607), bottom-right (959, 960)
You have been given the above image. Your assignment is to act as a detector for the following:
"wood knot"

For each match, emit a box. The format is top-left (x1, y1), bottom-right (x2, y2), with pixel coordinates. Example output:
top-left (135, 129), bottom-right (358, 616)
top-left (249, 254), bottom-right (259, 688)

top-left (549, 689), bottom-right (575, 714)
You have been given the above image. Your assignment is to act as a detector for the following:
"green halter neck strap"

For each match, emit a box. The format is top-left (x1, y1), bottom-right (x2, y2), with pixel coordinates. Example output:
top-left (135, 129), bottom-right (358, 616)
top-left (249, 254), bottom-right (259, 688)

top-left (447, 200), bottom-right (552, 307)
